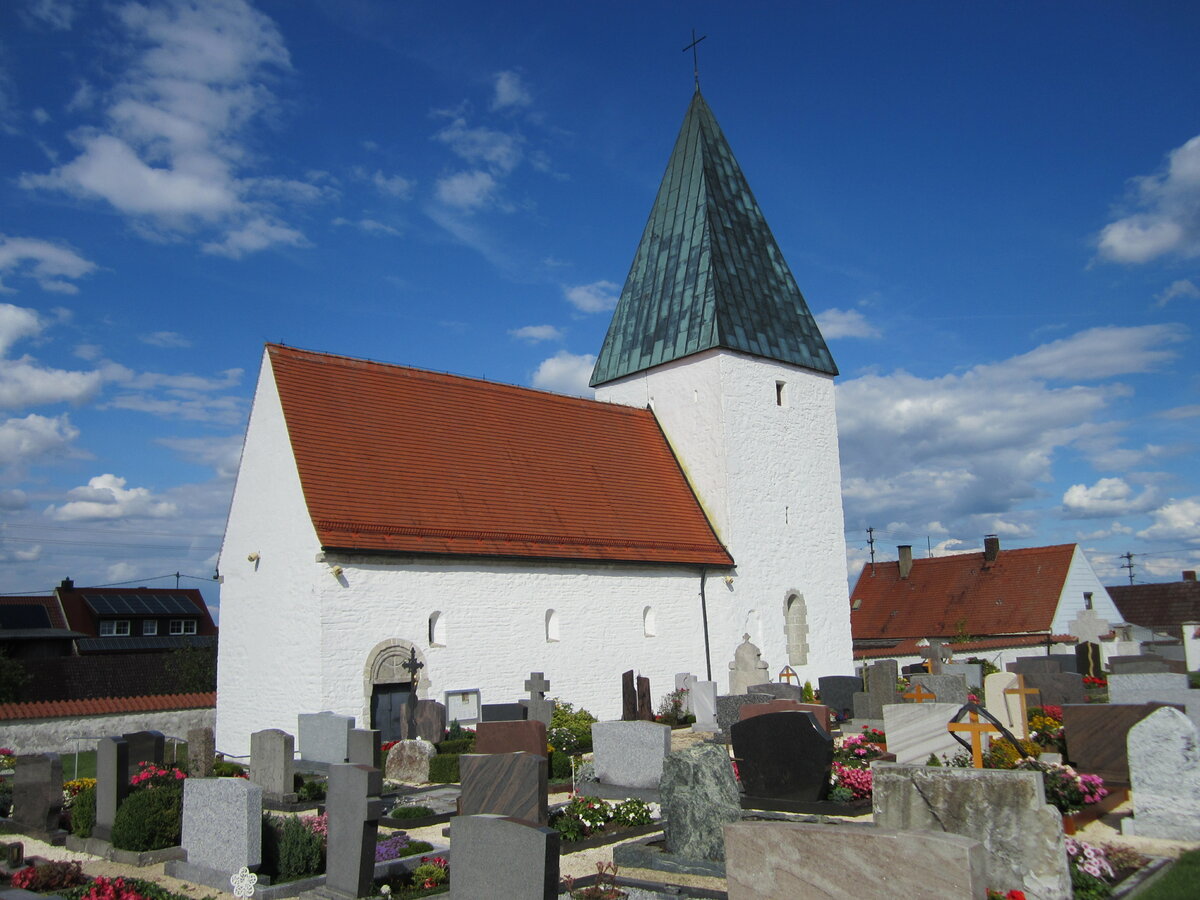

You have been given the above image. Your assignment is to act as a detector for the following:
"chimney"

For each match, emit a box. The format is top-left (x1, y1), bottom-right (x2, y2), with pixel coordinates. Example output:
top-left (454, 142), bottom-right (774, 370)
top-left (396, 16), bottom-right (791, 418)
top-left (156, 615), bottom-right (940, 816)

top-left (1185, 571), bottom-right (1197, 582)
top-left (59, 577), bottom-right (74, 591)
top-left (898, 545), bottom-right (913, 579)
top-left (984, 535), bottom-right (1000, 563)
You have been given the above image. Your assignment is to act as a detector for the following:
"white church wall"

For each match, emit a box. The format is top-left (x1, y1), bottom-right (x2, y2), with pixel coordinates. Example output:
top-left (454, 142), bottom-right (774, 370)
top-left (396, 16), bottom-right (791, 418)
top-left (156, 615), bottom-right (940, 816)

top-left (598, 349), bottom-right (854, 684)
top-left (1050, 547), bottom-right (1123, 635)
top-left (216, 352), bottom-right (326, 758)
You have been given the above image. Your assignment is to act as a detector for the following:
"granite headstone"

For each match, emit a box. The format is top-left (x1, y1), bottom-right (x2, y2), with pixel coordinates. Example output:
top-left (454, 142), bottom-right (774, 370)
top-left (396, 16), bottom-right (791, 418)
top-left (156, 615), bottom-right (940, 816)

top-left (297, 711), bottom-right (353, 765)
top-left (731, 711), bottom-right (833, 804)
top-left (458, 751), bottom-right (548, 825)
top-left (11, 753), bottom-right (63, 835)
top-left (818, 675), bottom-right (862, 721)
top-left (659, 743), bottom-right (741, 861)
top-left (449, 814), bottom-right (559, 900)
top-left (591, 720), bottom-right (670, 789)
top-left (93, 736), bottom-right (129, 842)
top-left (324, 763), bottom-right (385, 899)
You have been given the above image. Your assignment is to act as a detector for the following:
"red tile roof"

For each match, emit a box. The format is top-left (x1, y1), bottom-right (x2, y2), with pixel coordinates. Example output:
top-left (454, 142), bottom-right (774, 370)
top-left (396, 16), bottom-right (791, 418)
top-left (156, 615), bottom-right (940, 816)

top-left (0, 692), bottom-right (215, 721)
top-left (851, 544), bottom-right (1077, 641)
top-left (1108, 578), bottom-right (1200, 628)
top-left (268, 344), bottom-right (734, 567)
top-left (0, 596), bottom-right (67, 630)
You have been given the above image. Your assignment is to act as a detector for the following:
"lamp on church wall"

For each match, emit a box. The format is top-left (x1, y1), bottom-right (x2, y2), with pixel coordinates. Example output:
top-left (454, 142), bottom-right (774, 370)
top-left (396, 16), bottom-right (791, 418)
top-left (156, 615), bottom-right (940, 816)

top-left (330, 565), bottom-right (344, 577)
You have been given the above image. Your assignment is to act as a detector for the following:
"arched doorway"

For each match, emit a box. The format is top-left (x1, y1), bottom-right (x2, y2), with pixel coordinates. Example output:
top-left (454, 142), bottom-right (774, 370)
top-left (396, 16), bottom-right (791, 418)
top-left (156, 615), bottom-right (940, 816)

top-left (363, 639), bottom-right (427, 742)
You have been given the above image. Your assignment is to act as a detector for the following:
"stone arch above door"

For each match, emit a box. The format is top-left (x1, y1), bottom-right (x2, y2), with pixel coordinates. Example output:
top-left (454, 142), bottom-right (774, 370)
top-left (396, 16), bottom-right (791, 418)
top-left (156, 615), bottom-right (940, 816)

top-left (362, 639), bottom-right (427, 728)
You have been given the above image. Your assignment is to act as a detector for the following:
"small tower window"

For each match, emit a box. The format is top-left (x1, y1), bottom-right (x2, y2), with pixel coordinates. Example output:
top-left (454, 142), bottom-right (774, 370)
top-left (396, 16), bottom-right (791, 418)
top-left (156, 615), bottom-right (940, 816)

top-left (643, 606), bottom-right (657, 638)
top-left (428, 611), bottom-right (446, 647)
top-left (775, 381), bottom-right (787, 407)
top-left (1084, 592), bottom-right (1094, 610)
top-left (545, 609), bottom-right (560, 643)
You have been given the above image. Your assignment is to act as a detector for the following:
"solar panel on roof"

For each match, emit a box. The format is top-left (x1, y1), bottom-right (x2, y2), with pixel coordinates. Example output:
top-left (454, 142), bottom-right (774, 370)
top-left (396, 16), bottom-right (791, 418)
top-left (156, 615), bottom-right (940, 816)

top-left (0, 605), bottom-right (52, 629)
top-left (81, 592), bottom-right (198, 616)
top-left (77, 635), bottom-right (215, 653)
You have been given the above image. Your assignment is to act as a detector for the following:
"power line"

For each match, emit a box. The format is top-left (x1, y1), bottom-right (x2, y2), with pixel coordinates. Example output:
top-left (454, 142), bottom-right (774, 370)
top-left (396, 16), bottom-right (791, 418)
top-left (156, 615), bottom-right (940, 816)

top-left (0, 571), bottom-right (217, 597)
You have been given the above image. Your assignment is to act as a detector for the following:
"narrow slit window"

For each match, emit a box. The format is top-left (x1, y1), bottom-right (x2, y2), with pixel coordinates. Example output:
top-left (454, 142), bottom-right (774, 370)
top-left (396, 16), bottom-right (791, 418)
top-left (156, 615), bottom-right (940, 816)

top-left (775, 381), bottom-right (787, 407)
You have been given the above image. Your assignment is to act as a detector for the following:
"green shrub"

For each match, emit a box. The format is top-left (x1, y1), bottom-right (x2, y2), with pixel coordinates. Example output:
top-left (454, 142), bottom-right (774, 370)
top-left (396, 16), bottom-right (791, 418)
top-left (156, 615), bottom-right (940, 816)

top-left (387, 804), bottom-right (434, 819)
top-left (110, 785), bottom-right (183, 851)
top-left (427, 754), bottom-right (460, 783)
top-left (70, 784), bottom-right (96, 837)
top-left (549, 750), bottom-right (573, 781)
top-left (212, 760), bottom-right (245, 777)
top-left (260, 815), bottom-right (324, 882)
top-left (297, 779), bottom-right (326, 802)
top-left (436, 737), bottom-right (474, 755)
top-left (550, 699), bottom-right (596, 753)
top-left (0, 779), bottom-right (11, 818)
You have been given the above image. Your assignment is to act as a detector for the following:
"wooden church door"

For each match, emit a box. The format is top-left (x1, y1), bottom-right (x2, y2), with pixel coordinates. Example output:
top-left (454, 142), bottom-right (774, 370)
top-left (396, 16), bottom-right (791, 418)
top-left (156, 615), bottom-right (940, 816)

top-left (371, 682), bottom-right (411, 742)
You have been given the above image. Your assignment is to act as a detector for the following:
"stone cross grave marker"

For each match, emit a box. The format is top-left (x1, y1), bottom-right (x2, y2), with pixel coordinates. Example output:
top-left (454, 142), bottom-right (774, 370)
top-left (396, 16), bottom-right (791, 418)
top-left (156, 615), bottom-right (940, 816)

top-left (1068, 608), bottom-right (1111, 645)
top-left (12, 753), bottom-right (63, 836)
top-left (853, 659), bottom-right (903, 719)
top-left (449, 814), bottom-right (559, 900)
top-left (919, 639), bottom-right (951, 674)
top-left (523, 672), bottom-right (553, 726)
top-left (401, 648), bottom-right (424, 741)
top-left (93, 736), bottom-right (129, 842)
top-left (636, 674), bottom-right (654, 721)
top-left (325, 763), bottom-right (385, 899)
top-left (948, 709), bottom-right (1000, 768)
top-left (903, 684), bottom-right (936, 704)
top-left (621, 670), bottom-right (637, 721)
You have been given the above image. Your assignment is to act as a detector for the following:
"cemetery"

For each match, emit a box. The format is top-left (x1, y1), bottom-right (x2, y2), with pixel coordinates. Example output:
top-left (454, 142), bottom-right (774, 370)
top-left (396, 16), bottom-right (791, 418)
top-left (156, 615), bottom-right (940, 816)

top-left (0, 647), bottom-right (1197, 900)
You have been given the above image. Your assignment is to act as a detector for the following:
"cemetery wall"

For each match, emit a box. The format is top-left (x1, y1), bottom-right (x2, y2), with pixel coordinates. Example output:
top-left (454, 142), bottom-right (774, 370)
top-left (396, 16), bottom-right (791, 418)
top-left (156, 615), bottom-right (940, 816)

top-left (1049, 547), bottom-right (1122, 634)
top-left (0, 706), bottom-right (214, 754)
top-left (598, 350), bottom-right (854, 682)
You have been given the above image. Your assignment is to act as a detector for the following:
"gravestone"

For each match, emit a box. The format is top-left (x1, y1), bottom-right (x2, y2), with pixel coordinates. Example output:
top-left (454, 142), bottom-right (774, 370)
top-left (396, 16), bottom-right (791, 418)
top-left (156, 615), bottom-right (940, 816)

top-left (621, 670), bottom-right (637, 721)
top-left (881, 702), bottom-right (963, 765)
top-left (1106, 673), bottom-right (1200, 728)
top-left (122, 730), bottom-right (165, 782)
top-left (522, 672), bottom-right (553, 726)
top-left (166, 778), bottom-right (263, 891)
top-left (740, 700), bottom-right (833, 734)
top-left (919, 639), bottom-right (951, 675)
top-left (449, 814), bottom-right (559, 900)
top-left (324, 763), bottom-right (385, 899)
top-left (347, 729), bottom-right (382, 768)
top-left (852, 660), bottom-right (902, 719)
top-left (481, 703), bottom-right (527, 722)
top-left (910, 673), bottom-right (968, 706)
top-left (1062, 703), bottom-right (1182, 785)
top-left (715, 692), bottom-right (773, 733)
top-left (636, 675), bottom-right (654, 721)
top-left (93, 736), bottom-right (129, 842)
top-left (1122, 706), bottom-right (1200, 840)
top-left (1007, 657), bottom-right (1061, 675)
top-left (187, 727), bottom-right (215, 778)
top-left (982, 672), bottom-right (1029, 740)
top-left (1109, 655), bottom-right (1177, 675)
top-left (383, 739), bottom-right (435, 784)
top-left (297, 711), bottom-right (353, 765)
top-left (249, 729), bottom-right (295, 800)
top-left (404, 700), bottom-right (446, 743)
top-left (690, 680), bottom-right (719, 732)
top-left (729, 634), bottom-right (770, 694)
top-left (873, 764), bottom-right (1069, 899)
top-left (459, 751), bottom-right (547, 824)
top-left (660, 743), bottom-right (741, 861)
top-left (731, 711), bottom-right (832, 804)
top-left (1075, 642), bottom-right (1103, 679)
top-left (474, 720), bottom-right (548, 757)
top-left (818, 675), bottom-right (862, 721)
top-left (724, 821), bottom-right (986, 900)
top-left (591, 720), bottom-right (670, 789)
top-left (749, 682), bottom-right (804, 702)
top-left (675, 673), bottom-right (698, 713)
top-left (941, 663), bottom-right (983, 689)
top-left (1023, 670), bottom-right (1085, 707)
top-left (1068, 608), bottom-right (1111, 645)
top-left (11, 753), bottom-right (63, 836)
top-left (1048, 654), bottom-right (1080, 674)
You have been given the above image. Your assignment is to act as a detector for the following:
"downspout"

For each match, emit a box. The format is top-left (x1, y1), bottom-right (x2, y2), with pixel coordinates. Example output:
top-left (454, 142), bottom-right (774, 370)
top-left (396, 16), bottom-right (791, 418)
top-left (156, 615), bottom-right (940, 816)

top-left (700, 567), bottom-right (712, 681)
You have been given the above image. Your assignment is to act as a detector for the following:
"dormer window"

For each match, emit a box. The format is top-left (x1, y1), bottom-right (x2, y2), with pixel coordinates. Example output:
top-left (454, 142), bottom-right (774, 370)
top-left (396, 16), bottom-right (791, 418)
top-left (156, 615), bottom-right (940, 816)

top-left (169, 619), bottom-right (197, 635)
top-left (143, 620), bottom-right (158, 636)
top-left (100, 620), bottom-right (130, 636)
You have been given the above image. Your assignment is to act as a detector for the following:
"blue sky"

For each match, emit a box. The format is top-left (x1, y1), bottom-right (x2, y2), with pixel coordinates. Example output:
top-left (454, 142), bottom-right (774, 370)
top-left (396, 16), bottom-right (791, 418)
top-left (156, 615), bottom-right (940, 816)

top-left (1, 0), bottom-right (1198, 615)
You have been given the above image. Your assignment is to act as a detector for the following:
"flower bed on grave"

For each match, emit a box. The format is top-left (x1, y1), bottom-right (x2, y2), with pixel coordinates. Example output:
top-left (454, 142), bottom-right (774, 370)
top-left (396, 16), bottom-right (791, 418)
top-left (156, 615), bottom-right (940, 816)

top-left (2, 861), bottom-right (213, 900)
top-left (373, 856), bottom-right (449, 897)
top-left (548, 795), bottom-right (655, 849)
top-left (827, 728), bottom-right (888, 804)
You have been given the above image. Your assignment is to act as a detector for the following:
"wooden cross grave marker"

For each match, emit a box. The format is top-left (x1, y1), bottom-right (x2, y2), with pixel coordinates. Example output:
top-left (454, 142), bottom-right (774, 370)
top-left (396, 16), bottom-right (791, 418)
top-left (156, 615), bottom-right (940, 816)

top-left (1003, 674), bottom-right (1040, 725)
top-left (947, 710), bottom-right (1001, 768)
top-left (778, 665), bottom-right (799, 684)
top-left (903, 683), bottom-right (937, 704)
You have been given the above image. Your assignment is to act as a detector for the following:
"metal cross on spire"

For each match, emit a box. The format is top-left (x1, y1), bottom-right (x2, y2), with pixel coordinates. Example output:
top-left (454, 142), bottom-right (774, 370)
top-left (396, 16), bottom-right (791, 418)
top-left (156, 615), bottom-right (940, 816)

top-left (683, 29), bottom-right (707, 90)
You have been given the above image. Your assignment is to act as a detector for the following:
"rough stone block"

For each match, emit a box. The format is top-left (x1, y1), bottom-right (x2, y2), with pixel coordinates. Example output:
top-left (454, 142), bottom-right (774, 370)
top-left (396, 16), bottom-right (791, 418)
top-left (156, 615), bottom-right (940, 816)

top-left (660, 743), bottom-right (740, 861)
top-left (186, 727), bottom-right (215, 778)
top-left (383, 739), bottom-right (436, 784)
top-left (249, 729), bottom-right (294, 798)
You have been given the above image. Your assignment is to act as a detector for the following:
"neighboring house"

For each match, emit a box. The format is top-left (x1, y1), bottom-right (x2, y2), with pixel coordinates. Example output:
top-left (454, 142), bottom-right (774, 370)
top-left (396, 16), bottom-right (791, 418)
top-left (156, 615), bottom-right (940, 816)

top-left (216, 89), bottom-right (855, 756)
top-left (1108, 572), bottom-right (1200, 670)
top-left (0, 596), bottom-right (85, 660)
top-left (850, 537), bottom-right (1124, 670)
top-left (52, 579), bottom-right (217, 654)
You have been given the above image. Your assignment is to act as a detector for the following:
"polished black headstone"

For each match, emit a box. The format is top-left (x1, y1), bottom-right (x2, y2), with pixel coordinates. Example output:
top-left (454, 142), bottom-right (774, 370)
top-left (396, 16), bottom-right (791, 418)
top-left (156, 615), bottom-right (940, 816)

top-left (481, 703), bottom-right (528, 723)
top-left (818, 676), bottom-right (862, 722)
top-left (1075, 643), bottom-right (1103, 679)
top-left (730, 711), bottom-right (832, 803)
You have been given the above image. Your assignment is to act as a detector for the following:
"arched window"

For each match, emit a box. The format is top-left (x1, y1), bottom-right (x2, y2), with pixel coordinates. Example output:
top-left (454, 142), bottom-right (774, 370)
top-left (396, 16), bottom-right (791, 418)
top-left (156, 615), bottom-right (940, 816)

top-left (428, 611), bottom-right (445, 647)
top-left (545, 609), bottom-right (560, 643)
top-left (643, 606), bottom-right (657, 638)
top-left (784, 592), bottom-right (810, 666)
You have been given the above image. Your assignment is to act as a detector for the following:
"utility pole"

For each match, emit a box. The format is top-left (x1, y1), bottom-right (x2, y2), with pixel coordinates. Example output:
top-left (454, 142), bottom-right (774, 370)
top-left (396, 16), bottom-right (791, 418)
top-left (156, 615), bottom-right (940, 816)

top-left (867, 527), bottom-right (876, 575)
top-left (1120, 552), bottom-right (1136, 585)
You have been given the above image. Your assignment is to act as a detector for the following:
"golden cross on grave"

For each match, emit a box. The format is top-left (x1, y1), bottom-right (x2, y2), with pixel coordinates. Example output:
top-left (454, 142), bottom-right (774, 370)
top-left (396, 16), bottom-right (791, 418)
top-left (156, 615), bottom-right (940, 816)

top-left (778, 666), bottom-right (799, 684)
top-left (947, 710), bottom-right (1001, 768)
top-left (1003, 674), bottom-right (1040, 724)
top-left (903, 684), bottom-right (937, 704)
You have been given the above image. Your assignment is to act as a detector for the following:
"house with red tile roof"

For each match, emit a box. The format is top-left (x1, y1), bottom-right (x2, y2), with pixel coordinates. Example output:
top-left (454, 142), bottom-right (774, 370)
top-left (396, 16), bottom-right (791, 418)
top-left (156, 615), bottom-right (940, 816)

top-left (1108, 572), bottom-right (1200, 670)
top-left (850, 536), bottom-right (1124, 670)
top-left (216, 91), bottom-right (855, 756)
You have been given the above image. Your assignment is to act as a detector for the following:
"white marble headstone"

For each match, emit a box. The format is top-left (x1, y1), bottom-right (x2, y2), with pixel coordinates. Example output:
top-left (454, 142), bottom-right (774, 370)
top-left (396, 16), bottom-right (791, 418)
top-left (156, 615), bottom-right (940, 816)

top-left (1122, 706), bottom-right (1200, 840)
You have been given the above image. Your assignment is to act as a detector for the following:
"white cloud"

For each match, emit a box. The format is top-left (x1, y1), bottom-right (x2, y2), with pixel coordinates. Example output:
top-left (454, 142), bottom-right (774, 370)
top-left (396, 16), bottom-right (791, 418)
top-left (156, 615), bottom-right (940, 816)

top-left (509, 324), bottom-right (564, 343)
top-left (22, 0), bottom-right (80, 30)
top-left (0, 413), bottom-right (80, 466)
top-left (20, 0), bottom-right (306, 257)
top-left (157, 434), bottom-right (244, 480)
top-left (1003, 324), bottom-right (1183, 381)
top-left (1077, 521), bottom-right (1133, 541)
top-left (32, 108), bottom-right (50, 124)
top-left (1137, 497), bottom-right (1200, 543)
top-left (1097, 133), bottom-right (1200, 263)
top-left (1155, 279), bottom-right (1200, 308)
top-left (0, 236), bottom-right (96, 294)
top-left (0, 357), bottom-right (102, 409)
top-left (0, 489), bottom-right (27, 510)
top-left (99, 363), bottom-right (245, 424)
top-left (140, 331), bottom-right (191, 348)
top-left (332, 217), bottom-right (401, 237)
top-left (46, 473), bottom-right (179, 521)
top-left (435, 118), bottom-right (523, 174)
top-left (532, 351), bottom-right (596, 397)
top-left (435, 170), bottom-right (496, 211)
top-left (1160, 405), bottom-right (1200, 420)
top-left (564, 280), bottom-right (619, 313)
top-left (491, 71), bottom-right (531, 111)
top-left (0, 304), bottom-right (44, 356)
top-left (372, 171), bottom-right (414, 199)
top-left (1062, 477), bottom-right (1159, 517)
top-left (815, 308), bottom-right (880, 339)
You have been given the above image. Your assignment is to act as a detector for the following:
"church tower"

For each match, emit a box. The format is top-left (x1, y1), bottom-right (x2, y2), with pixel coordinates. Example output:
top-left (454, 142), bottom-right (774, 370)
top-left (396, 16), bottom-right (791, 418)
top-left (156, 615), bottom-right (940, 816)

top-left (592, 90), bottom-right (854, 681)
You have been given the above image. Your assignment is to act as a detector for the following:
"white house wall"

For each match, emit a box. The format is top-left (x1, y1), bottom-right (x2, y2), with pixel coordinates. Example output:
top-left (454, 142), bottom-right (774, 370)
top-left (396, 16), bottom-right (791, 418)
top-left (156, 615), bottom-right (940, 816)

top-left (597, 350), bottom-right (854, 684)
top-left (1050, 547), bottom-right (1124, 635)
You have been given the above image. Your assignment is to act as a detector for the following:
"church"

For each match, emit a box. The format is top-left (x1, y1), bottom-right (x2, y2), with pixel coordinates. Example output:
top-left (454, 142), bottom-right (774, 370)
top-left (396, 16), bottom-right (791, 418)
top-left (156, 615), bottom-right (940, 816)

top-left (215, 90), bottom-right (854, 756)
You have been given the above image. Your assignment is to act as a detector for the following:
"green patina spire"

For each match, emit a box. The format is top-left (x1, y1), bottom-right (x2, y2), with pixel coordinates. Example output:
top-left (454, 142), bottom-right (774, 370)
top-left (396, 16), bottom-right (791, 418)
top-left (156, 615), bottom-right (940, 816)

top-left (590, 90), bottom-right (837, 387)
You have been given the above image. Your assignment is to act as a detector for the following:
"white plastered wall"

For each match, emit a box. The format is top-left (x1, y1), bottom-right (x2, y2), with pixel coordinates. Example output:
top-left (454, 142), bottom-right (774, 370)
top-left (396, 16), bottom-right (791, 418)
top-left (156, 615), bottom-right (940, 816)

top-left (597, 349), bottom-right (854, 685)
top-left (1050, 547), bottom-right (1124, 635)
